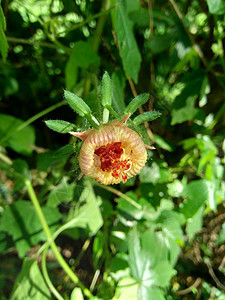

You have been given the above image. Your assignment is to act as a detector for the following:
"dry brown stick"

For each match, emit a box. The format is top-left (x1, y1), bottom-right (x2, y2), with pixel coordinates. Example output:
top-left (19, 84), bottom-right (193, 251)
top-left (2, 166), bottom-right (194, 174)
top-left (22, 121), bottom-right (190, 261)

top-left (175, 277), bottom-right (202, 296)
top-left (205, 259), bottom-right (225, 291)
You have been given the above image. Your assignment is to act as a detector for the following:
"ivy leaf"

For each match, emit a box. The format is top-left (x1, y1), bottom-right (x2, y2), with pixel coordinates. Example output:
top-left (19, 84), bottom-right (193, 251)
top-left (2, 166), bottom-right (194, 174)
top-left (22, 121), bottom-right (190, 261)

top-left (0, 200), bottom-right (61, 257)
top-left (45, 120), bottom-right (76, 133)
top-left (11, 258), bottom-right (52, 300)
top-left (114, 0), bottom-right (141, 83)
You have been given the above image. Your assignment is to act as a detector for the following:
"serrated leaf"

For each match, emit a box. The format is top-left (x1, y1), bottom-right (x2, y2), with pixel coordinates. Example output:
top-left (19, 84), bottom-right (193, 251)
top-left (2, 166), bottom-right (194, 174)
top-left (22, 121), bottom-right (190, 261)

top-left (64, 90), bottom-right (91, 117)
top-left (101, 71), bottom-right (112, 108)
top-left (11, 258), bottom-right (52, 300)
top-left (114, 0), bottom-right (141, 83)
top-left (133, 111), bottom-right (161, 125)
top-left (45, 120), bottom-right (76, 133)
top-left (124, 93), bottom-right (149, 115)
top-left (0, 200), bottom-right (61, 257)
top-left (0, 113), bottom-right (35, 155)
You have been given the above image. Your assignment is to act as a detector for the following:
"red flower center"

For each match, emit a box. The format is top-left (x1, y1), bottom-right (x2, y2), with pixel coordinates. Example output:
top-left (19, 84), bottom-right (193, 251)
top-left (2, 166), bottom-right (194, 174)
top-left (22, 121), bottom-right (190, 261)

top-left (94, 142), bottom-right (131, 181)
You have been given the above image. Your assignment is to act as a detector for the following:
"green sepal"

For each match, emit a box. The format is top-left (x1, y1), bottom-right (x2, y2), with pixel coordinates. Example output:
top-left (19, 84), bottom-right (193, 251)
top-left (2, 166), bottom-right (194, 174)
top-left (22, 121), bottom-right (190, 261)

top-left (124, 93), bottom-right (149, 115)
top-left (133, 111), bottom-right (161, 125)
top-left (45, 120), bottom-right (76, 133)
top-left (64, 90), bottom-right (91, 117)
top-left (101, 71), bottom-right (112, 108)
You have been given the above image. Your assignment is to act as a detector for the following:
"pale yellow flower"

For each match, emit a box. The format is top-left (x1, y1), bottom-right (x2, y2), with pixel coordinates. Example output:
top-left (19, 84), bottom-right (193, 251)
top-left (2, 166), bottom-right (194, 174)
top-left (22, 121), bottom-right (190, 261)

top-left (70, 117), bottom-right (152, 185)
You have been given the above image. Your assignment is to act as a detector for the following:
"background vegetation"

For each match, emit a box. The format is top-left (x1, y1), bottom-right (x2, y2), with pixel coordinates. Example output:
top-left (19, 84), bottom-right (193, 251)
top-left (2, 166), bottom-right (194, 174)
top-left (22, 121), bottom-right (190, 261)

top-left (0, 0), bottom-right (225, 299)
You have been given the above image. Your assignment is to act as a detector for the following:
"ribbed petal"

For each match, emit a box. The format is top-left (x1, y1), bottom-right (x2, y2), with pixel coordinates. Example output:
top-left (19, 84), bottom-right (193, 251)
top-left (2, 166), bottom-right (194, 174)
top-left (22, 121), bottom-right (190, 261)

top-left (79, 121), bottom-right (147, 185)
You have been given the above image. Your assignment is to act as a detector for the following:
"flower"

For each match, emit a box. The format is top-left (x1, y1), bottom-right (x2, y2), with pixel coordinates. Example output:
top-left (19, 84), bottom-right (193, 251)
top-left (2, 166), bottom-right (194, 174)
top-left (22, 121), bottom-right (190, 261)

top-left (70, 116), bottom-right (152, 185)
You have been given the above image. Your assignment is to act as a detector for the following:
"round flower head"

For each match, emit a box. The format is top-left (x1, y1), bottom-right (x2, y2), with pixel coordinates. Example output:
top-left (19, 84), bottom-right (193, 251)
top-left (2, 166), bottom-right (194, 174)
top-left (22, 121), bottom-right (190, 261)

top-left (70, 118), bottom-right (149, 185)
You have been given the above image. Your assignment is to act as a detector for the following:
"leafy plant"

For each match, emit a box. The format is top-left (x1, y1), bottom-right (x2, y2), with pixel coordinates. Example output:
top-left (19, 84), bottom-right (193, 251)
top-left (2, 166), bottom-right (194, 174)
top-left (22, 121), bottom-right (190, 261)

top-left (0, 0), bottom-right (225, 299)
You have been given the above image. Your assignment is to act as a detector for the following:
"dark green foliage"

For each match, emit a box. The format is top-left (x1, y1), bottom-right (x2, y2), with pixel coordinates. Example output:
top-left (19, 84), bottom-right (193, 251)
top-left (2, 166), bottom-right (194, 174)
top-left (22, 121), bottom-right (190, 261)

top-left (0, 0), bottom-right (225, 299)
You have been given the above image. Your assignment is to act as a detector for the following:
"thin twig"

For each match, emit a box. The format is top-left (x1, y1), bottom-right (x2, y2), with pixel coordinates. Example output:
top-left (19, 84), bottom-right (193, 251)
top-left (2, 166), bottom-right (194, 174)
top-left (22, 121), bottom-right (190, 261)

top-left (205, 259), bottom-right (225, 291)
top-left (175, 277), bottom-right (202, 296)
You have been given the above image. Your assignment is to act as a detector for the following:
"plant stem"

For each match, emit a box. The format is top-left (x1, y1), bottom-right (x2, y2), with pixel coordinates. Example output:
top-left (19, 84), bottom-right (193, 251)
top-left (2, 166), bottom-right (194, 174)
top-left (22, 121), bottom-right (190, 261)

top-left (6, 36), bottom-right (58, 49)
top-left (103, 108), bottom-right (109, 123)
top-left (0, 100), bottom-right (66, 145)
top-left (94, 182), bottom-right (142, 209)
top-left (25, 178), bottom-right (93, 298)
top-left (42, 246), bottom-right (64, 300)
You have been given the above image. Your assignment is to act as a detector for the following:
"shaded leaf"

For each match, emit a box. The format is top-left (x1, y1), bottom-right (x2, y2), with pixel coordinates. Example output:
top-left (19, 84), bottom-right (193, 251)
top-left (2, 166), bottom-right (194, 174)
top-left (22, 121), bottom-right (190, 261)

top-left (180, 180), bottom-right (210, 218)
top-left (0, 201), bottom-right (61, 257)
top-left (0, 114), bottom-right (35, 155)
top-left (207, 0), bottom-right (225, 14)
top-left (47, 177), bottom-right (76, 207)
top-left (114, 0), bottom-right (141, 83)
top-left (11, 258), bottom-right (52, 300)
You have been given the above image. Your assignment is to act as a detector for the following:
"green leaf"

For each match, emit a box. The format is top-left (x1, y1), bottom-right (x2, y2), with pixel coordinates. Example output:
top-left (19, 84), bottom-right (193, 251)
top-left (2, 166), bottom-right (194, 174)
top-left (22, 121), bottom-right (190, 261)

top-left (47, 177), bottom-right (76, 207)
top-left (133, 111), bottom-right (161, 125)
top-left (150, 261), bottom-right (176, 287)
top-left (65, 41), bottom-right (100, 90)
top-left (124, 93), bottom-right (149, 115)
top-left (171, 95), bottom-right (198, 125)
top-left (138, 286), bottom-right (165, 300)
top-left (114, 0), bottom-right (141, 83)
top-left (113, 277), bottom-right (138, 300)
top-left (128, 228), bottom-right (176, 296)
top-left (0, 200), bottom-right (61, 257)
top-left (64, 90), bottom-right (91, 117)
top-left (0, 6), bottom-right (8, 61)
top-left (70, 287), bottom-right (84, 300)
top-left (0, 114), bottom-right (35, 155)
top-left (215, 223), bottom-right (225, 246)
top-left (153, 134), bottom-right (174, 152)
top-left (101, 71), bottom-right (112, 108)
top-left (186, 207), bottom-right (204, 241)
top-left (112, 70), bottom-right (126, 115)
top-left (12, 159), bottom-right (29, 191)
top-left (207, 0), bottom-right (225, 14)
top-left (69, 41), bottom-right (100, 68)
top-left (57, 180), bottom-right (103, 236)
top-left (139, 164), bottom-right (160, 184)
top-left (45, 120), bottom-right (76, 133)
top-left (147, 34), bottom-right (175, 54)
top-left (180, 180), bottom-right (210, 219)
top-left (11, 258), bottom-right (52, 300)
